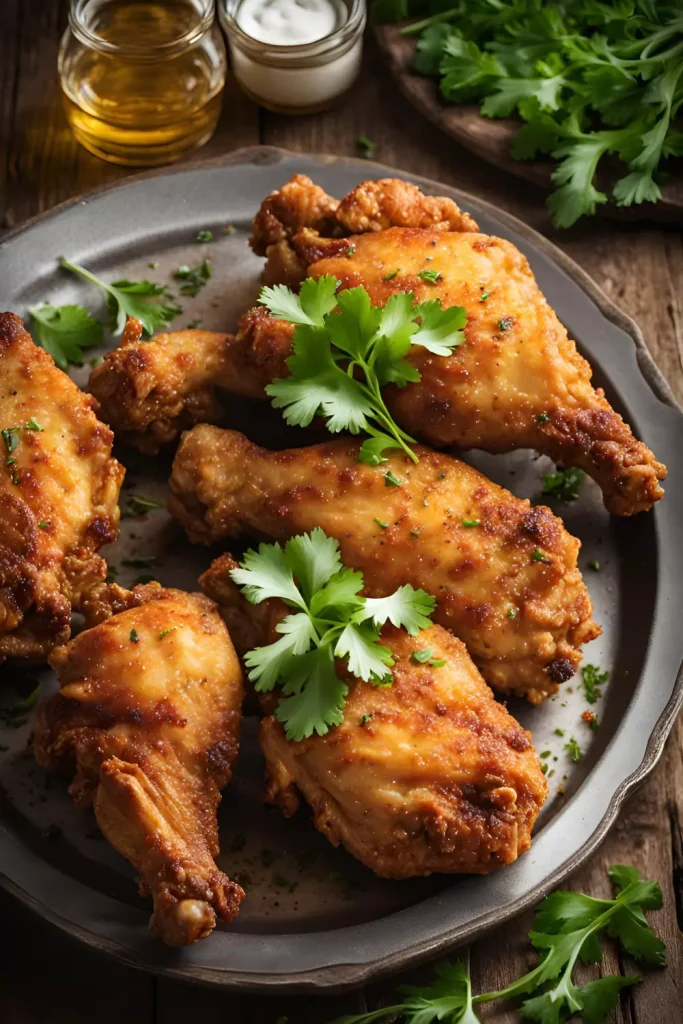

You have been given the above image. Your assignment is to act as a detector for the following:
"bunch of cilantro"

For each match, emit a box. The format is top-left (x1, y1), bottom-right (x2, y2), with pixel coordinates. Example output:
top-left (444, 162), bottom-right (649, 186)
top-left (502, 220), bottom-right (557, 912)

top-left (335, 864), bottom-right (666, 1023)
top-left (259, 275), bottom-right (466, 464)
top-left (372, 0), bottom-right (683, 227)
top-left (230, 528), bottom-right (436, 740)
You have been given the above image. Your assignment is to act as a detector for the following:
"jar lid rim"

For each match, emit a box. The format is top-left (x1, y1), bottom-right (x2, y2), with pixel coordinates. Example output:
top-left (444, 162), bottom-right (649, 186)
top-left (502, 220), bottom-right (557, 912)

top-left (69, 0), bottom-right (216, 56)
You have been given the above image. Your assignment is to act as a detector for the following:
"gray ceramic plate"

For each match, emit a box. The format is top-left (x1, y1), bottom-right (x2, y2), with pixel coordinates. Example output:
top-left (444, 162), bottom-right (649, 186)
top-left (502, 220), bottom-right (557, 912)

top-left (1, 146), bottom-right (682, 992)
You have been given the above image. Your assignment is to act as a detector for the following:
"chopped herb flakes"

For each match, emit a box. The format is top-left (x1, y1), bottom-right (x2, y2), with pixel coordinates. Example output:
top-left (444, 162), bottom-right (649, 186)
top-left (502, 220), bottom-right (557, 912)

top-left (384, 269), bottom-right (399, 281)
top-left (542, 466), bottom-right (584, 501)
top-left (479, 290), bottom-right (491, 301)
top-left (461, 518), bottom-right (480, 527)
top-left (173, 259), bottom-right (212, 297)
top-left (497, 316), bottom-right (514, 331)
top-left (374, 518), bottom-right (389, 529)
top-left (582, 663), bottom-right (609, 704)
top-left (508, 608), bottom-right (517, 619)
top-left (412, 648), bottom-right (433, 663)
top-left (384, 470), bottom-right (402, 487)
top-left (531, 549), bottom-right (551, 564)
top-left (159, 627), bottom-right (176, 639)
top-left (564, 736), bottom-right (582, 762)
top-left (359, 713), bottom-right (373, 727)
top-left (418, 269), bottom-right (442, 284)
top-left (588, 559), bottom-right (600, 571)
top-left (129, 629), bottom-right (139, 643)
top-left (536, 412), bottom-right (549, 424)
top-left (196, 229), bottom-right (214, 243)
top-left (554, 727), bottom-right (565, 737)
top-left (123, 494), bottom-right (162, 518)
top-left (356, 135), bottom-right (376, 159)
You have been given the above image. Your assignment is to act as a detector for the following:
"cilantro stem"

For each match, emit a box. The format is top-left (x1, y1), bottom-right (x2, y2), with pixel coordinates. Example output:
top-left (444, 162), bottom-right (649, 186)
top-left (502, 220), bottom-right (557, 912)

top-left (356, 358), bottom-right (418, 462)
top-left (399, 7), bottom-right (461, 35)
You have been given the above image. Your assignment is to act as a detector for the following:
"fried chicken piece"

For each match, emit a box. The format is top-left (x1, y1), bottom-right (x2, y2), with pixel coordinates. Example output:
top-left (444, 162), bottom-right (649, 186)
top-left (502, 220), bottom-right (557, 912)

top-left (34, 584), bottom-right (245, 946)
top-left (169, 428), bottom-right (600, 702)
top-left (88, 317), bottom-right (233, 454)
top-left (0, 313), bottom-right (124, 662)
top-left (86, 175), bottom-right (664, 512)
top-left (200, 554), bottom-right (548, 876)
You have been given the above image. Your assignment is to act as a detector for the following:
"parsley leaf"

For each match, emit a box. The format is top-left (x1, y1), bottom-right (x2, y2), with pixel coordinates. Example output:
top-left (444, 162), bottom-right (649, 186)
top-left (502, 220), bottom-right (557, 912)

top-left (374, 2), bottom-right (683, 226)
top-left (28, 303), bottom-right (102, 369)
top-left (333, 864), bottom-right (665, 1024)
top-left (231, 529), bottom-right (436, 740)
top-left (542, 465), bottom-right (584, 501)
top-left (59, 257), bottom-right (181, 336)
top-left (261, 277), bottom-right (466, 464)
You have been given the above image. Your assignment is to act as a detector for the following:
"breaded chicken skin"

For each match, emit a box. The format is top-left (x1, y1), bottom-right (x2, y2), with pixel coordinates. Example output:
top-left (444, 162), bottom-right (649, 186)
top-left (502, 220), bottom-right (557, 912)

top-left (0, 313), bottom-right (124, 662)
top-left (34, 584), bottom-right (245, 946)
top-left (169, 428), bottom-right (600, 702)
top-left (201, 555), bottom-right (548, 877)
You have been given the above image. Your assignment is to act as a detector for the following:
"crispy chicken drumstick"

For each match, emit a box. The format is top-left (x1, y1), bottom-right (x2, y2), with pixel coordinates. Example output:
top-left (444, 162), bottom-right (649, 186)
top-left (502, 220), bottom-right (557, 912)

top-left (34, 584), bottom-right (245, 946)
top-left (0, 313), bottom-right (124, 663)
top-left (201, 555), bottom-right (548, 877)
top-left (88, 176), bottom-right (665, 515)
top-left (169, 428), bottom-right (599, 703)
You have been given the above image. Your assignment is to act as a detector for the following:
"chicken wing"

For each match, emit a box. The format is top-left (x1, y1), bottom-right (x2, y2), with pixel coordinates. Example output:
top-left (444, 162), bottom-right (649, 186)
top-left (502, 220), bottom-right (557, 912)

top-left (0, 313), bottom-right (124, 662)
top-left (169, 427), bottom-right (600, 702)
top-left (200, 554), bottom-right (548, 877)
top-left (33, 584), bottom-right (245, 946)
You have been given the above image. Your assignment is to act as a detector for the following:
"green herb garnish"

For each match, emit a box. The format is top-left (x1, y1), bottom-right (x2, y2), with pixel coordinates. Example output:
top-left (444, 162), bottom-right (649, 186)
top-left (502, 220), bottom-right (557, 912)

top-left (173, 259), bottom-right (212, 297)
top-left (122, 555), bottom-right (159, 568)
top-left (129, 629), bottom-right (139, 643)
top-left (384, 470), bottom-right (402, 487)
top-left (372, 2), bottom-right (683, 227)
top-left (461, 518), bottom-right (480, 527)
top-left (582, 663), bottom-right (609, 704)
top-left (59, 257), bottom-right (181, 337)
top-left (542, 466), bottom-right (584, 501)
top-left (333, 864), bottom-right (664, 1023)
top-left (384, 269), bottom-right (399, 281)
top-left (196, 229), bottom-right (214, 243)
top-left (122, 494), bottom-right (162, 518)
top-left (230, 529), bottom-right (435, 741)
top-left (418, 268), bottom-right (442, 284)
top-left (357, 135), bottom-right (376, 158)
top-left (28, 304), bottom-right (102, 369)
top-left (532, 549), bottom-right (551, 564)
top-left (260, 276), bottom-right (466, 465)
top-left (565, 736), bottom-right (582, 762)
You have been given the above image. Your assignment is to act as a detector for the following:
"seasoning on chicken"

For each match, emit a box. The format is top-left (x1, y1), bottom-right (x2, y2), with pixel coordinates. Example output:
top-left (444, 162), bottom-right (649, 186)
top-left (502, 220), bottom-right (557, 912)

top-left (169, 427), bottom-right (600, 703)
top-left (34, 584), bottom-right (245, 946)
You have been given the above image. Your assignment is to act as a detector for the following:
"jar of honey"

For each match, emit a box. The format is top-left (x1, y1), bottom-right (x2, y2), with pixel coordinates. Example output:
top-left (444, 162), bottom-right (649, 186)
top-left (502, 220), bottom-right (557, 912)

top-left (59, 0), bottom-right (227, 166)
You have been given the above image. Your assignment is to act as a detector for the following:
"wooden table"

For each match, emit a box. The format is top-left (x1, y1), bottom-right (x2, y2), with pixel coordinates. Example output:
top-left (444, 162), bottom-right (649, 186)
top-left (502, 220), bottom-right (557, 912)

top-left (1, 3), bottom-right (682, 1021)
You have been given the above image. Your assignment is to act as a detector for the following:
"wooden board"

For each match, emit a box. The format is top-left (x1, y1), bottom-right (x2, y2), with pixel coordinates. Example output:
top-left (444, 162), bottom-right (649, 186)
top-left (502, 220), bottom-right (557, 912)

top-left (375, 24), bottom-right (683, 226)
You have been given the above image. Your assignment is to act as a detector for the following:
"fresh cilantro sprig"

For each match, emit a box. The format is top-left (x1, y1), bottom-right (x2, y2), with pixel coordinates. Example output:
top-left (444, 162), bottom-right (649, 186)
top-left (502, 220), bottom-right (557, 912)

top-left (259, 276), bottom-right (466, 465)
top-left (542, 465), bottom-right (584, 501)
top-left (230, 528), bottom-right (436, 740)
top-left (58, 257), bottom-right (182, 337)
top-left (334, 865), bottom-right (665, 1024)
top-left (28, 304), bottom-right (102, 369)
top-left (373, 0), bottom-right (683, 226)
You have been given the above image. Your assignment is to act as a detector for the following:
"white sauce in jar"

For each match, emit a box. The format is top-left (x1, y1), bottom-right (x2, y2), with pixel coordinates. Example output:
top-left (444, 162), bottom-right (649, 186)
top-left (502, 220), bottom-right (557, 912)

top-left (236, 0), bottom-right (347, 46)
top-left (222, 0), bottom-right (364, 113)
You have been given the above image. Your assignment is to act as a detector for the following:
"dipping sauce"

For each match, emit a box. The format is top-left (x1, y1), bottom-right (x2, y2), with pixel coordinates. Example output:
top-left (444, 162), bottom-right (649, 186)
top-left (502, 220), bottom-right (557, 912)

top-left (236, 0), bottom-right (348, 46)
top-left (220, 0), bottom-right (365, 114)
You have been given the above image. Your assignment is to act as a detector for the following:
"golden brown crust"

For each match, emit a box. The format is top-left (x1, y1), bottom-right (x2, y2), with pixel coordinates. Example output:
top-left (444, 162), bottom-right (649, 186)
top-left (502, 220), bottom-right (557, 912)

top-left (34, 586), bottom-right (245, 946)
top-left (0, 312), bottom-right (124, 662)
top-left (171, 427), bottom-right (600, 702)
top-left (335, 178), bottom-right (479, 234)
top-left (199, 558), bottom-right (547, 876)
top-left (249, 173), bottom-right (341, 257)
top-left (240, 225), bottom-right (666, 515)
top-left (88, 318), bottom-right (234, 454)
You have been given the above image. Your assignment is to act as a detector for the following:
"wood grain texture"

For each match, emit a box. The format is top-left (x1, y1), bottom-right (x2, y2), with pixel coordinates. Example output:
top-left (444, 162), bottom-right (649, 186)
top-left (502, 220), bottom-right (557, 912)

top-left (0, 10), bottom-right (682, 1023)
top-left (374, 24), bottom-right (683, 227)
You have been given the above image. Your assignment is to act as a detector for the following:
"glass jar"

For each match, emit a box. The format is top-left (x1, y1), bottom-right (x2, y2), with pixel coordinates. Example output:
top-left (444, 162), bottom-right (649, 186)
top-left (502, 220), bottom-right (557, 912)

top-left (219, 0), bottom-right (365, 115)
top-left (59, 0), bottom-right (227, 166)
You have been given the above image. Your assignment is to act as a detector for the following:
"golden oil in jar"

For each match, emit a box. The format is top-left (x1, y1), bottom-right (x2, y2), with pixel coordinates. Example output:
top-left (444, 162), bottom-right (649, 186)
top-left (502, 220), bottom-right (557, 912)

top-left (59, 0), bottom-right (227, 166)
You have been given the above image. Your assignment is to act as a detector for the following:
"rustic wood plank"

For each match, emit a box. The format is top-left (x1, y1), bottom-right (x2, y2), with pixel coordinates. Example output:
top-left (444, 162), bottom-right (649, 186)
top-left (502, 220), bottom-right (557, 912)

top-left (0, 889), bottom-right (154, 1024)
